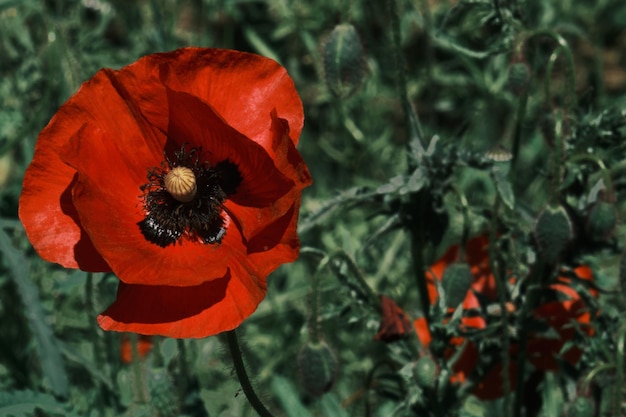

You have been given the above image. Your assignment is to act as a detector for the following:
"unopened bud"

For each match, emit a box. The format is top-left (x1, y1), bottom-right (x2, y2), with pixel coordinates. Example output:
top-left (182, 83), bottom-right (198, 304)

top-left (323, 24), bottom-right (366, 98)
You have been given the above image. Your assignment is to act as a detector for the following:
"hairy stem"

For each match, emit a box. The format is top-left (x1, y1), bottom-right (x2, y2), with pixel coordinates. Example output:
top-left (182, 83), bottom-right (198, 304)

top-left (227, 330), bottom-right (274, 417)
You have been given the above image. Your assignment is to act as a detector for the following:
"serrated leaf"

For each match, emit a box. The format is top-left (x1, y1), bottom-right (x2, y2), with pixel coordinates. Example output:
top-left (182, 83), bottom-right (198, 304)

top-left (0, 225), bottom-right (69, 398)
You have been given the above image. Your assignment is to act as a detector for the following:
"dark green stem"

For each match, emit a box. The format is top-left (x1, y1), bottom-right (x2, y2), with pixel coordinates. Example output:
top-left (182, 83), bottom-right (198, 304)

top-left (387, 0), bottom-right (429, 323)
top-left (227, 330), bottom-right (274, 417)
top-left (513, 260), bottom-right (543, 417)
top-left (487, 199), bottom-right (511, 414)
top-left (176, 339), bottom-right (190, 395)
top-left (510, 90), bottom-right (528, 177)
top-left (550, 108), bottom-right (564, 205)
top-left (614, 323), bottom-right (626, 415)
top-left (309, 256), bottom-right (330, 341)
top-left (130, 334), bottom-right (148, 404)
top-left (388, 0), bottom-right (424, 161)
top-left (332, 251), bottom-right (381, 311)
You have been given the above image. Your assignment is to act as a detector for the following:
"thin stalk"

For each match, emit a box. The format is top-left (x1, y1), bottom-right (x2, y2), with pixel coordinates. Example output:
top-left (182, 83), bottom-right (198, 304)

top-left (388, 0), bottom-right (425, 161)
top-left (544, 44), bottom-right (577, 111)
top-left (513, 260), bottom-right (543, 417)
top-left (487, 199), bottom-right (511, 414)
top-left (332, 251), bottom-right (381, 311)
top-left (130, 334), bottom-right (148, 404)
top-left (388, 0), bottom-right (429, 324)
top-left (614, 322), bottom-right (626, 415)
top-left (550, 109), bottom-right (564, 205)
top-left (226, 330), bottom-right (274, 417)
top-left (309, 256), bottom-right (331, 341)
top-left (510, 90), bottom-right (528, 176)
top-left (176, 339), bottom-right (190, 393)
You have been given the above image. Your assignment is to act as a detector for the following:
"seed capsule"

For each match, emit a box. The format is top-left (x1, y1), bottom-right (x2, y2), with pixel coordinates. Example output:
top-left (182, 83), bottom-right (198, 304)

top-left (164, 166), bottom-right (197, 203)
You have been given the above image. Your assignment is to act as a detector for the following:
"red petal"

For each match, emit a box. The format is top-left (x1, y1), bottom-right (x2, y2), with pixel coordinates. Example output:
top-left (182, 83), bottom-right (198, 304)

top-left (97, 258), bottom-right (266, 338)
top-left (413, 317), bottom-right (432, 347)
top-left (159, 48), bottom-right (304, 149)
top-left (165, 89), bottom-right (294, 207)
top-left (110, 49), bottom-right (303, 155)
top-left (18, 66), bottom-right (165, 271)
top-left (374, 295), bottom-right (413, 342)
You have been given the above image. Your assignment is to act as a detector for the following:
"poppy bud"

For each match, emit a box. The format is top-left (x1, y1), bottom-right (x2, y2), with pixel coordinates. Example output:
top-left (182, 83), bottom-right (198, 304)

top-left (323, 23), bottom-right (366, 98)
top-left (586, 200), bottom-right (618, 241)
top-left (441, 262), bottom-right (473, 308)
top-left (564, 396), bottom-right (595, 417)
top-left (413, 356), bottom-right (439, 389)
top-left (507, 62), bottom-right (531, 96)
top-left (164, 166), bottom-right (197, 203)
top-left (148, 368), bottom-right (179, 417)
top-left (534, 204), bottom-right (573, 264)
top-left (297, 339), bottom-right (338, 396)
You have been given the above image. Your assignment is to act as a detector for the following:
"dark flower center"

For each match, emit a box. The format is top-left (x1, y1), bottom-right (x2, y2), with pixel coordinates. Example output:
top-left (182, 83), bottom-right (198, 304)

top-left (138, 146), bottom-right (242, 247)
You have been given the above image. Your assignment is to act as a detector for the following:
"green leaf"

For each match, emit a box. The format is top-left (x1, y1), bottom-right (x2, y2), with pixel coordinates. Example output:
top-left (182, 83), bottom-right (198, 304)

top-left (0, 390), bottom-right (68, 415)
top-left (320, 393), bottom-right (349, 417)
top-left (271, 375), bottom-right (312, 417)
top-left (0, 225), bottom-right (69, 398)
top-left (492, 166), bottom-right (515, 210)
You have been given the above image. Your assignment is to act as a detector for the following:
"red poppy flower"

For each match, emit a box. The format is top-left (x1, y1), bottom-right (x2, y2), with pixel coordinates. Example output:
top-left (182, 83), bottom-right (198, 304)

top-left (414, 236), bottom-right (595, 400)
top-left (19, 48), bottom-right (312, 338)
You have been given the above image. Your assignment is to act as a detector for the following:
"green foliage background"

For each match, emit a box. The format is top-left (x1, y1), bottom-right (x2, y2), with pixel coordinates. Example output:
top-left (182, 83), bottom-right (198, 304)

top-left (1, 0), bottom-right (626, 416)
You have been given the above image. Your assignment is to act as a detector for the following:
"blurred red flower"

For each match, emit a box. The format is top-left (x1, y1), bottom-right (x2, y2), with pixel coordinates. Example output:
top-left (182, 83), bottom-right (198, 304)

top-left (19, 48), bottom-right (312, 338)
top-left (413, 236), bottom-right (595, 400)
top-left (120, 334), bottom-right (154, 364)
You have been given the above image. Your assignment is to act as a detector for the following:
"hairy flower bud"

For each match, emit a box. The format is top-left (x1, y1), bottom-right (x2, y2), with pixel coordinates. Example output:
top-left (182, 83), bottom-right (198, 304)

top-left (323, 23), bottom-right (366, 98)
top-left (534, 204), bottom-right (573, 264)
top-left (297, 339), bottom-right (338, 396)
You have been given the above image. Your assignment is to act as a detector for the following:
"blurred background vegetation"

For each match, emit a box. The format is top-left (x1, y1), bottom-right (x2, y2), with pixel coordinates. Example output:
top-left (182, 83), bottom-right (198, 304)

top-left (1, 0), bottom-right (626, 416)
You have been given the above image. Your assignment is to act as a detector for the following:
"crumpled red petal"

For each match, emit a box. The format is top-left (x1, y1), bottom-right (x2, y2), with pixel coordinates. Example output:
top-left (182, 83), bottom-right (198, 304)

top-left (374, 295), bottom-right (413, 342)
top-left (98, 256), bottom-right (266, 338)
top-left (107, 49), bottom-right (303, 164)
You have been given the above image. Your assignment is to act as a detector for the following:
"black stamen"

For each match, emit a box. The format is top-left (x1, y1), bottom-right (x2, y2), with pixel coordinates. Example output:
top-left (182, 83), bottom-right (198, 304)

top-left (138, 146), bottom-right (242, 247)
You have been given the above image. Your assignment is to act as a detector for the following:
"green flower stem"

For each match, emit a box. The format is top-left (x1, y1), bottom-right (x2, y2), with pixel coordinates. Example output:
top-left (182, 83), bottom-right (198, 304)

top-left (130, 334), bottom-right (148, 404)
top-left (388, 0), bottom-right (431, 325)
top-left (387, 0), bottom-right (425, 161)
top-left (310, 256), bottom-right (331, 342)
top-left (487, 198), bottom-right (511, 414)
top-left (176, 339), bottom-right (190, 395)
top-left (332, 251), bottom-right (381, 311)
top-left (513, 260), bottom-right (543, 417)
top-left (550, 108), bottom-right (565, 205)
top-left (226, 330), bottom-right (274, 417)
top-left (524, 30), bottom-right (576, 110)
top-left (614, 322), bottom-right (626, 414)
top-left (510, 89), bottom-right (528, 178)
top-left (450, 185), bottom-right (470, 260)
top-left (544, 44), bottom-right (577, 111)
